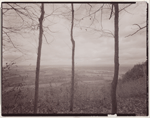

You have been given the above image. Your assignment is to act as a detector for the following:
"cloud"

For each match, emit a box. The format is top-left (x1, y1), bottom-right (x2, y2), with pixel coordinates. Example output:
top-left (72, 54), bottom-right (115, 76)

top-left (3, 3), bottom-right (147, 66)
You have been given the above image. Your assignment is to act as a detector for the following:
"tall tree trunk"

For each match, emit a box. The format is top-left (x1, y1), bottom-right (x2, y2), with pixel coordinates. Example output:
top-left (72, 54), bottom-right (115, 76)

top-left (70, 3), bottom-right (75, 112)
top-left (34, 3), bottom-right (45, 113)
top-left (111, 3), bottom-right (119, 114)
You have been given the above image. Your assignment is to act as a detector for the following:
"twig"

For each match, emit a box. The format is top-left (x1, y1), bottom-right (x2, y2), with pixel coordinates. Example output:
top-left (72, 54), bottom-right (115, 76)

top-left (109, 4), bottom-right (113, 19)
top-left (43, 33), bottom-right (49, 44)
top-left (126, 25), bottom-right (146, 37)
top-left (119, 4), bottom-right (132, 12)
top-left (3, 31), bottom-right (26, 54)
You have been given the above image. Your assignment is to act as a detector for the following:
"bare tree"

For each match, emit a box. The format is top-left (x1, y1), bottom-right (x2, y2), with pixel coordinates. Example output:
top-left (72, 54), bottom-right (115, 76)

top-left (70, 3), bottom-right (75, 112)
top-left (111, 3), bottom-right (119, 114)
top-left (76, 3), bottom-right (141, 114)
top-left (33, 3), bottom-right (45, 113)
top-left (2, 3), bottom-right (58, 114)
top-left (58, 3), bottom-right (76, 112)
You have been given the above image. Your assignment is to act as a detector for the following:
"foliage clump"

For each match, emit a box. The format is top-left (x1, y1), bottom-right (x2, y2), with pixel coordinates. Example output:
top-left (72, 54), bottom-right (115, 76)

top-left (122, 61), bottom-right (147, 82)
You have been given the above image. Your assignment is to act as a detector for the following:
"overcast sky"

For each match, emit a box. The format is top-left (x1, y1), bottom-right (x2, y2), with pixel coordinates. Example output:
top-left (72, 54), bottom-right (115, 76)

top-left (3, 2), bottom-right (147, 66)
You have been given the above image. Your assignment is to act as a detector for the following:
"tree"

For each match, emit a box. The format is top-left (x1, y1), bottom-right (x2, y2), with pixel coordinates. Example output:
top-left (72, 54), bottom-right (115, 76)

top-left (59, 3), bottom-right (76, 111)
top-left (34, 3), bottom-right (45, 113)
top-left (109, 3), bottom-right (146, 114)
top-left (70, 3), bottom-right (75, 112)
top-left (74, 4), bottom-right (117, 113)
top-left (3, 3), bottom-right (57, 113)
top-left (76, 3), bottom-right (142, 114)
top-left (111, 3), bottom-right (119, 114)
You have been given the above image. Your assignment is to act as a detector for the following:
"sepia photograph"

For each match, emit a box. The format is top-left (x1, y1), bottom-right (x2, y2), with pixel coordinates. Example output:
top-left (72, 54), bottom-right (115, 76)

top-left (2, 1), bottom-right (148, 116)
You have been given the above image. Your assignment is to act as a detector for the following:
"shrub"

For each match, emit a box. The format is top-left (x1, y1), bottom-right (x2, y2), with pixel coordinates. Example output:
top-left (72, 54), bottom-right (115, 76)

top-left (117, 61), bottom-right (147, 98)
top-left (117, 77), bottom-right (147, 98)
top-left (122, 61), bottom-right (147, 82)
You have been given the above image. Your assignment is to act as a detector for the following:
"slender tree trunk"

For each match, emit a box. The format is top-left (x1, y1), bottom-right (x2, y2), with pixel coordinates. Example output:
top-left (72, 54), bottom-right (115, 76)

top-left (34, 3), bottom-right (45, 114)
top-left (111, 3), bottom-right (119, 114)
top-left (70, 3), bottom-right (75, 112)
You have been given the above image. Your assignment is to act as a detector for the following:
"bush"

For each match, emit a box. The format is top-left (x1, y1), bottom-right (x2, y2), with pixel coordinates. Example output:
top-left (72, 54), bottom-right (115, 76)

top-left (101, 61), bottom-right (147, 99)
top-left (117, 77), bottom-right (147, 98)
top-left (117, 61), bottom-right (147, 98)
top-left (122, 61), bottom-right (147, 82)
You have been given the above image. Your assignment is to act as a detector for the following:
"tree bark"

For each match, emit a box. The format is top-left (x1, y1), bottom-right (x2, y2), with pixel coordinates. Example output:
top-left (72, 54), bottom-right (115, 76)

top-left (34, 3), bottom-right (45, 114)
top-left (70, 3), bottom-right (75, 112)
top-left (111, 3), bottom-right (119, 114)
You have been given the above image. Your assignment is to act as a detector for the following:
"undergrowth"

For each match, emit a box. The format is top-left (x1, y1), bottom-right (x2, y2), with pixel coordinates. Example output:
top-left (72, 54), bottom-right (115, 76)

top-left (2, 62), bottom-right (148, 115)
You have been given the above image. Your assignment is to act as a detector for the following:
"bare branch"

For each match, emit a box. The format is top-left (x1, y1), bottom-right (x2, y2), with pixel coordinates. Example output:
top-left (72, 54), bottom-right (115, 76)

top-left (123, 8), bottom-right (133, 15)
top-left (133, 24), bottom-right (142, 29)
top-left (88, 3), bottom-right (92, 14)
top-left (11, 54), bottom-right (24, 63)
top-left (80, 4), bottom-right (104, 20)
top-left (49, 38), bottom-right (55, 45)
top-left (3, 31), bottom-right (26, 54)
top-left (88, 3), bottom-right (92, 8)
top-left (100, 8), bottom-right (103, 29)
top-left (44, 5), bottom-right (62, 18)
top-left (77, 25), bottom-right (114, 37)
top-left (119, 4), bottom-right (132, 12)
top-left (126, 25), bottom-right (146, 37)
top-left (109, 4), bottom-right (113, 19)
top-left (7, 3), bottom-right (29, 18)
top-left (43, 33), bottom-right (49, 44)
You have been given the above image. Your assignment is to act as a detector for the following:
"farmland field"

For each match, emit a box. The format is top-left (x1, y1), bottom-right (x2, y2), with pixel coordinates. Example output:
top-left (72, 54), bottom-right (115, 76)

top-left (2, 65), bottom-right (130, 92)
top-left (2, 65), bottom-right (134, 114)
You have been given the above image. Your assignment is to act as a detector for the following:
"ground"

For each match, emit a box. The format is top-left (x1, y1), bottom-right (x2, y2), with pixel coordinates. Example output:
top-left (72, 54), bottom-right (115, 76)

top-left (2, 65), bottom-right (147, 115)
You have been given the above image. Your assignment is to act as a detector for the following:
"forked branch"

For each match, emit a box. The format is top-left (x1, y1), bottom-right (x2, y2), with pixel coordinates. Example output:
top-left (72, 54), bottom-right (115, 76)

top-left (126, 24), bottom-right (146, 37)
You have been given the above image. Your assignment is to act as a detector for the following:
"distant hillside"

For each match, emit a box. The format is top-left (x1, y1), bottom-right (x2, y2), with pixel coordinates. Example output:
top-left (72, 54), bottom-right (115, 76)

top-left (122, 61), bottom-right (147, 82)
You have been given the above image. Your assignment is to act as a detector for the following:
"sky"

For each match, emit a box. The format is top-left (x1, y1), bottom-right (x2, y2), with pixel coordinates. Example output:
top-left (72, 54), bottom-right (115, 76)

top-left (3, 2), bottom-right (147, 67)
